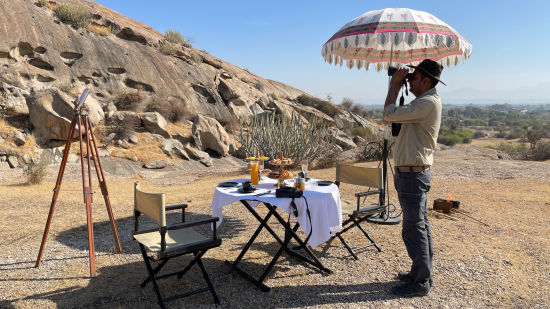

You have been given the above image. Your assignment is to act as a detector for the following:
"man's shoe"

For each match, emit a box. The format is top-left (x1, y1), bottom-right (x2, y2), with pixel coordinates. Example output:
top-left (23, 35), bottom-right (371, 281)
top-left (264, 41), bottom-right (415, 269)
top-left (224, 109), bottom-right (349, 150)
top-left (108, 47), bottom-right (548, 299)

top-left (396, 272), bottom-right (434, 288)
top-left (391, 283), bottom-right (429, 297)
top-left (396, 272), bottom-right (413, 282)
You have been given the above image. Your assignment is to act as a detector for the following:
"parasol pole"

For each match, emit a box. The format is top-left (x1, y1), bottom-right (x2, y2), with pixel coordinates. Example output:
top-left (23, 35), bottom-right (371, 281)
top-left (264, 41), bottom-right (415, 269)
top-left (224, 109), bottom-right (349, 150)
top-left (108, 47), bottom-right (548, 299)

top-left (369, 39), bottom-right (401, 225)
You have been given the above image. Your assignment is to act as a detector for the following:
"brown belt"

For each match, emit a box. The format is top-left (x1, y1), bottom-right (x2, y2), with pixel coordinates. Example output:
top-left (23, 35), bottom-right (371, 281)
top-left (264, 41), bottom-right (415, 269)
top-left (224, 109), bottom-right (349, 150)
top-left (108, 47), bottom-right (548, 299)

top-left (396, 165), bottom-right (431, 172)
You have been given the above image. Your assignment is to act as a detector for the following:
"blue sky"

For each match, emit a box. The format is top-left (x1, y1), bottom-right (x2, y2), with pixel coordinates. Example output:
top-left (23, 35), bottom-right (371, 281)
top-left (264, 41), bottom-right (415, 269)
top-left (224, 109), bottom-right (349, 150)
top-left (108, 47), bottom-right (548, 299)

top-left (95, 0), bottom-right (550, 105)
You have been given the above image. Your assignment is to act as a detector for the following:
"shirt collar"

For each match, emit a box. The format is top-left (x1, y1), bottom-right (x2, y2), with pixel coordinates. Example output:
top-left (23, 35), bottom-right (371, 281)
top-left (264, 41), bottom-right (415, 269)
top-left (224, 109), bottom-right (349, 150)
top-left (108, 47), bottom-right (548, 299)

top-left (418, 87), bottom-right (437, 99)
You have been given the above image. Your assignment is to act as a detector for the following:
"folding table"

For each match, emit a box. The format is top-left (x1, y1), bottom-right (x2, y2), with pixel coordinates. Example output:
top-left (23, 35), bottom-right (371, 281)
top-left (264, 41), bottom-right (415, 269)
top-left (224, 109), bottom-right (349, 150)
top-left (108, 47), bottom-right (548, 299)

top-left (211, 178), bottom-right (342, 291)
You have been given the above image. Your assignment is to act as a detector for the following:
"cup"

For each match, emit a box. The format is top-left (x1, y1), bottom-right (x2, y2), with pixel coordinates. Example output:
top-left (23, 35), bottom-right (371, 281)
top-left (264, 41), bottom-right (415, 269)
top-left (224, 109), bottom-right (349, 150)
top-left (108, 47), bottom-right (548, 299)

top-left (242, 181), bottom-right (252, 191)
top-left (294, 177), bottom-right (305, 191)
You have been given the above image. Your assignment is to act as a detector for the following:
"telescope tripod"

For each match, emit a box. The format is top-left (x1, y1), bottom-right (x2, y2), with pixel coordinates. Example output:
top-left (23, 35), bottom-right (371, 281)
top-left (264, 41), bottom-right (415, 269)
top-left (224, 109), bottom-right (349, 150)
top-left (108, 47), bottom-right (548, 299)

top-left (35, 111), bottom-right (122, 277)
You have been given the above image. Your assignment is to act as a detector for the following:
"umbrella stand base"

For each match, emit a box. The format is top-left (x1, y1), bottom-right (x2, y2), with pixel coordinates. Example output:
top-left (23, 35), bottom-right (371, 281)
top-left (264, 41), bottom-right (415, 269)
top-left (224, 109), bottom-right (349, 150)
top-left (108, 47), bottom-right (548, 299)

top-left (367, 213), bottom-right (401, 225)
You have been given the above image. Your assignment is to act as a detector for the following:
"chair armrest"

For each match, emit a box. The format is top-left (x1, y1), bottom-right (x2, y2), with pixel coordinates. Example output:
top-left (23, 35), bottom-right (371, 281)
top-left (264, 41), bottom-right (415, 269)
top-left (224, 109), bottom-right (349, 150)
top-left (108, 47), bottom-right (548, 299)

top-left (166, 217), bottom-right (219, 231)
top-left (165, 203), bottom-right (187, 211)
top-left (133, 217), bottom-right (220, 236)
top-left (355, 190), bottom-right (382, 198)
top-left (166, 203), bottom-right (188, 223)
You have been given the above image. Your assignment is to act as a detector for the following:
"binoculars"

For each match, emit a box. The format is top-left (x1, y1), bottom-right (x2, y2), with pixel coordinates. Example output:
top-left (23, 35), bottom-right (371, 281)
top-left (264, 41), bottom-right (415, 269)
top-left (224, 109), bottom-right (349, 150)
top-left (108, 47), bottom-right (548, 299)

top-left (388, 66), bottom-right (413, 85)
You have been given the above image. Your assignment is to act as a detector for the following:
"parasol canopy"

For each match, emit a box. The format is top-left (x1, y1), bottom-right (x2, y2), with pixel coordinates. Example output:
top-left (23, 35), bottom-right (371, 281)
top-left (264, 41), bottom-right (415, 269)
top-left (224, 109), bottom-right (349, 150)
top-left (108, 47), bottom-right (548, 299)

top-left (322, 8), bottom-right (472, 71)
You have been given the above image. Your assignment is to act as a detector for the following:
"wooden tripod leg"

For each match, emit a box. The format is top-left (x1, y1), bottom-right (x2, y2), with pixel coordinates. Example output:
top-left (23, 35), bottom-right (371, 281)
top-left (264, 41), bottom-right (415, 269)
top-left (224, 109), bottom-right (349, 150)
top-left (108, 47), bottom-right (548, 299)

top-left (80, 116), bottom-right (96, 276)
top-left (36, 117), bottom-right (78, 268)
top-left (86, 117), bottom-right (122, 252)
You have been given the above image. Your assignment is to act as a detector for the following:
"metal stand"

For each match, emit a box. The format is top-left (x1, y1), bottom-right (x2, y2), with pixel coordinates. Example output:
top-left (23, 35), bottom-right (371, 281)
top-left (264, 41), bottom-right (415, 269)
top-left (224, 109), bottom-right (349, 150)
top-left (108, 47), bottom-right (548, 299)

top-left (367, 125), bottom-right (401, 225)
top-left (35, 89), bottom-right (122, 277)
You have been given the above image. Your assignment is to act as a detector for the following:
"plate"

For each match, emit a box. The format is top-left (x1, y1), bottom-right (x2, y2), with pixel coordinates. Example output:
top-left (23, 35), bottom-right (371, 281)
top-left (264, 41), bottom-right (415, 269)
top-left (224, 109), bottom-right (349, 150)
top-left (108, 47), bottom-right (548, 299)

top-left (238, 187), bottom-right (257, 193)
top-left (317, 180), bottom-right (333, 186)
top-left (218, 182), bottom-right (238, 187)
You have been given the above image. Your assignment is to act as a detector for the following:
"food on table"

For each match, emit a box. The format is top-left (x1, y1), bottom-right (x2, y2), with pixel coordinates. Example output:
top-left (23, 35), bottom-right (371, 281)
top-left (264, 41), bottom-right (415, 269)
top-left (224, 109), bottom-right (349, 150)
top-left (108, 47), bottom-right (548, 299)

top-left (259, 156), bottom-right (269, 160)
top-left (247, 157), bottom-right (256, 160)
top-left (270, 158), bottom-right (292, 165)
top-left (270, 170), bottom-right (293, 179)
top-left (279, 170), bottom-right (293, 179)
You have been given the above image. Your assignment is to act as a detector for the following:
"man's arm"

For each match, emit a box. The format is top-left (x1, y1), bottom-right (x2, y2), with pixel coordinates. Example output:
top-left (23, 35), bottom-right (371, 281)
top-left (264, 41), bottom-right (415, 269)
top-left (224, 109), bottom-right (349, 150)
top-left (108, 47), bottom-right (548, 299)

top-left (382, 68), bottom-right (408, 124)
top-left (384, 68), bottom-right (408, 109)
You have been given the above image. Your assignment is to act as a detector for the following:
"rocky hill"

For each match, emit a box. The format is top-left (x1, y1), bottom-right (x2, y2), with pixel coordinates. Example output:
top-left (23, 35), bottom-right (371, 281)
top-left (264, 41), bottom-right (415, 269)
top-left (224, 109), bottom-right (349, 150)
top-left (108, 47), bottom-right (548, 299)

top-left (0, 0), bottom-right (380, 171)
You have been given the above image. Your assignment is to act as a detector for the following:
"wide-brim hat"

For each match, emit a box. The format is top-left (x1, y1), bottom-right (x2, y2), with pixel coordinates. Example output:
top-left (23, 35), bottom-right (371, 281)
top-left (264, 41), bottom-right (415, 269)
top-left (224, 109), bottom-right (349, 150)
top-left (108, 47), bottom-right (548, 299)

top-left (407, 59), bottom-right (446, 86)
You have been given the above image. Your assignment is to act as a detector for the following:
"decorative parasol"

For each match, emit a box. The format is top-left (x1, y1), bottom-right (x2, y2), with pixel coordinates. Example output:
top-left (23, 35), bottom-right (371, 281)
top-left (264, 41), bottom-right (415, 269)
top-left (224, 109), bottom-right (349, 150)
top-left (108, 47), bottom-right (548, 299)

top-left (322, 8), bottom-right (472, 71)
top-left (322, 8), bottom-right (472, 224)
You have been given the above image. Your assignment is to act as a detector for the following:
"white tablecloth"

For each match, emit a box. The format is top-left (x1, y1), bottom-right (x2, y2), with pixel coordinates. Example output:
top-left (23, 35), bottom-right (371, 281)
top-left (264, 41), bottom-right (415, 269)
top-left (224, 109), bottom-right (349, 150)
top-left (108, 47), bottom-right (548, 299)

top-left (211, 177), bottom-right (342, 248)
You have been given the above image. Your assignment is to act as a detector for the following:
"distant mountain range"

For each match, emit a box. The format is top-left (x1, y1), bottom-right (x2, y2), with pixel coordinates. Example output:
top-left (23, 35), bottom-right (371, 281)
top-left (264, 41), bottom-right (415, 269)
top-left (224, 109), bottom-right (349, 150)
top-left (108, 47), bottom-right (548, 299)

top-left (355, 82), bottom-right (550, 107)
top-left (439, 82), bottom-right (550, 103)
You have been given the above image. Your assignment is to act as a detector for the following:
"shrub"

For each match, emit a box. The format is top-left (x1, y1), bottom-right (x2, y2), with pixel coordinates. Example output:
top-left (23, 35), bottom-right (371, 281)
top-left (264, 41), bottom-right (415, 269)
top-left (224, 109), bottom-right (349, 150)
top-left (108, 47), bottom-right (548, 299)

top-left (191, 53), bottom-right (203, 64)
top-left (114, 90), bottom-right (145, 111)
top-left (357, 136), bottom-right (387, 161)
top-left (159, 40), bottom-right (179, 55)
top-left (438, 134), bottom-right (462, 146)
top-left (164, 29), bottom-right (192, 47)
top-left (488, 142), bottom-right (528, 160)
top-left (218, 114), bottom-right (240, 134)
top-left (350, 104), bottom-right (372, 118)
top-left (114, 117), bottom-right (136, 141)
top-left (351, 126), bottom-right (373, 140)
top-left (24, 160), bottom-right (47, 185)
top-left (54, 3), bottom-right (90, 28)
top-left (341, 98), bottom-right (354, 111)
top-left (254, 81), bottom-right (264, 91)
top-left (530, 141), bottom-right (550, 161)
top-left (313, 143), bottom-right (343, 169)
top-left (37, 0), bottom-right (48, 7)
top-left (146, 98), bottom-right (189, 122)
top-left (239, 113), bottom-right (331, 165)
top-left (164, 29), bottom-right (184, 43)
top-left (54, 81), bottom-right (73, 93)
top-left (473, 130), bottom-right (486, 139)
top-left (296, 94), bottom-right (339, 117)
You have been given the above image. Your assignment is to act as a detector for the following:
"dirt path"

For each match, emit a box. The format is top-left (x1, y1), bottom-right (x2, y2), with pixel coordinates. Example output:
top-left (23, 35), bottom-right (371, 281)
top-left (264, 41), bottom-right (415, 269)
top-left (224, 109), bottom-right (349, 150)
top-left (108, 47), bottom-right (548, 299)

top-left (0, 146), bottom-right (549, 308)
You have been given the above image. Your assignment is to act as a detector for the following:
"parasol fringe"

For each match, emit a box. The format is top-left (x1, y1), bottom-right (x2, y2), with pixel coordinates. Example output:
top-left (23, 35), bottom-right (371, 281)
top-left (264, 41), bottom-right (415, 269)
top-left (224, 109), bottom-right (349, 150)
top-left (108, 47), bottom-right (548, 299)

top-left (356, 59), bottom-right (363, 70)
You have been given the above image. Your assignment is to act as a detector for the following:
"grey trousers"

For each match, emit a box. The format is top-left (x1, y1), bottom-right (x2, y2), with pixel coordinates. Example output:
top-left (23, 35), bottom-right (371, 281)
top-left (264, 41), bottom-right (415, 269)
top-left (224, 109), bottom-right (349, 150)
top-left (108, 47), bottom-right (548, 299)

top-left (394, 169), bottom-right (433, 289)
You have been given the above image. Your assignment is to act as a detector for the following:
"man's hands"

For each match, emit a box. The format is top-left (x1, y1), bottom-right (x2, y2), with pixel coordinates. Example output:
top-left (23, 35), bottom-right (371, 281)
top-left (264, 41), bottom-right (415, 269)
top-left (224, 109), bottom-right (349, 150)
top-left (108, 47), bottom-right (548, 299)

top-left (384, 67), bottom-right (408, 110)
top-left (389, 68), bottom-right (409, 88)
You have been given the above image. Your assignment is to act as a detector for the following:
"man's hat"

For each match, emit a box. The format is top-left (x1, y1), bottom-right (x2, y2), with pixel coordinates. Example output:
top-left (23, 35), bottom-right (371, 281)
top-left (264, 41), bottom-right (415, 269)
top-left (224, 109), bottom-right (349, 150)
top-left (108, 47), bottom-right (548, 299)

top-left (407, 59), bottom-right (446, 86)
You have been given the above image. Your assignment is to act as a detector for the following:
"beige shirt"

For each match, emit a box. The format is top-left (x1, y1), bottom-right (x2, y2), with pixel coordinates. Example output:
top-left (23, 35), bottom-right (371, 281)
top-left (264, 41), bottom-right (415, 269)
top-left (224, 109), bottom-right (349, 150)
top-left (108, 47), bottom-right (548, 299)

top-left (383, 87), bottom-right (442, 167)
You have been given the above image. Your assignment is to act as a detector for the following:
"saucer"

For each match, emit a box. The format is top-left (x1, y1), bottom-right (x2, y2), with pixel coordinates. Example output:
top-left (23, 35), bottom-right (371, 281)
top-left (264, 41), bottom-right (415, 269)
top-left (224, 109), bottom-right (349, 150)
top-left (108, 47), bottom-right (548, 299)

top-left (238, 187), bottom-right (257, 193)
top-left (317, 180), bottom-right (333, 186)
top-left (218, 181), bottom-right (238, 187)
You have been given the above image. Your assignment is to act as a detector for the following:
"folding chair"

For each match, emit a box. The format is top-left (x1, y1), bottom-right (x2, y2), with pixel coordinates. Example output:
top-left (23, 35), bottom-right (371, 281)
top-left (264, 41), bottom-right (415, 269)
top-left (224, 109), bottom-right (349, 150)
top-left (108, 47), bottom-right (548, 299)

top-left (133, 181), bottom-right (222, 308)
top-left (332, 163), bottom-right (386, 259)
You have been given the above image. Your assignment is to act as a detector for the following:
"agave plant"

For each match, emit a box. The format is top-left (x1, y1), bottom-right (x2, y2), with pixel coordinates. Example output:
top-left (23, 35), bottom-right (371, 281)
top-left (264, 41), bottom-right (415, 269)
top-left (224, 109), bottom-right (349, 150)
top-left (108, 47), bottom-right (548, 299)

top-left (239, 113), bottom-right (332, 165)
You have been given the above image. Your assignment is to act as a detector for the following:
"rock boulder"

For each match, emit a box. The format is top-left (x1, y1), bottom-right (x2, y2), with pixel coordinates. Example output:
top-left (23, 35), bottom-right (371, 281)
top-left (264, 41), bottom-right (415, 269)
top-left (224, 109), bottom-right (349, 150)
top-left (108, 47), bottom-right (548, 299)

top-left (192, 114), bottom-right (233, 157)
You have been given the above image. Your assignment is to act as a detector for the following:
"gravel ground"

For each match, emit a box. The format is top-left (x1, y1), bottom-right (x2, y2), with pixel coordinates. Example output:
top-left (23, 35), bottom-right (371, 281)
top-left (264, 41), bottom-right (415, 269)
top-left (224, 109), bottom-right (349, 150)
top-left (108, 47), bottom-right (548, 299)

top-left (0, 145), bottom-right (549, 308)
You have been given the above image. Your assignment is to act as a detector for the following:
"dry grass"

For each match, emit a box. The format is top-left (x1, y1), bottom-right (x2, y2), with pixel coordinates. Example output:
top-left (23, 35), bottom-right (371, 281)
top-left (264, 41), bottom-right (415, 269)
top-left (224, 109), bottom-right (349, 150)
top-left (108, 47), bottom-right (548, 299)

top-left (108, 133), bottom-right (166, 163)
top-left (470, 137), bottom-right (522, 148)
top-left (87, 23), bottom-right (111, 36)
top-left (0, 155), bottom-right (549, 308)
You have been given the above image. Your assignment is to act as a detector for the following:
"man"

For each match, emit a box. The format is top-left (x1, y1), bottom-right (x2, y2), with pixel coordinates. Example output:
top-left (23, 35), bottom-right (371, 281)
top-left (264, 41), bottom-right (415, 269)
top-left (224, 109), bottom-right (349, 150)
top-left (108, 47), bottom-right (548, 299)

top-left (383, 59), bottom-right (444, 297)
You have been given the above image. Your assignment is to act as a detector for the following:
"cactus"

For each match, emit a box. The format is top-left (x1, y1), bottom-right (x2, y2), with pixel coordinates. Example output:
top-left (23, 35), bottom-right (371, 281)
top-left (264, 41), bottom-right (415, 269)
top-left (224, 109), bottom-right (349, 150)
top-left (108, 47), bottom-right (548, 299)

top-left (239, 113), bottom-right (332, 165)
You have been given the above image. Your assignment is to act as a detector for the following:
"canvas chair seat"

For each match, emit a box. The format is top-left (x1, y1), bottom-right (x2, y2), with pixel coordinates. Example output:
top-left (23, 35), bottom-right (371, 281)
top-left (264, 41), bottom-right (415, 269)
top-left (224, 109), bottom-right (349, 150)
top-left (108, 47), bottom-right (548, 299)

top-left (331, 163), bottom-right (385, 259)
top-left (133, 181), bottom-right (221, 308)
top-left (134, 228), bottom-right (207, 255)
